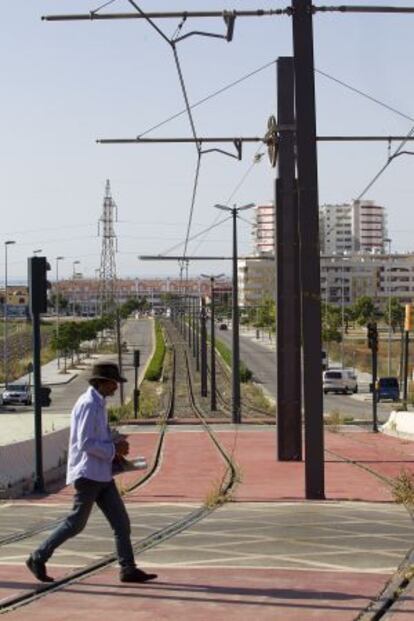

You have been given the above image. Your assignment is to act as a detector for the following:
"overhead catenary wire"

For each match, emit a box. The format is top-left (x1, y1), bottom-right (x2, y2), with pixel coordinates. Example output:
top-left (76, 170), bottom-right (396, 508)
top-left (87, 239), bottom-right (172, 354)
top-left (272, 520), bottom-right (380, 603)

top-left (356, 125), bottom-right (414, 200)
top-left (126, 0), bottom-right (207, 270)
top-left (160, 216), bottom-right (232, 256)
top-left (315, 68), bottom-right (414, 124)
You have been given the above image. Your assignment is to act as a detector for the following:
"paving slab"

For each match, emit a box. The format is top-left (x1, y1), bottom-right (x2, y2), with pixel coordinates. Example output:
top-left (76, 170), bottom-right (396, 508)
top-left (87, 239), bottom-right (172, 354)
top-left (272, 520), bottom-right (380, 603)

top-left (2, 502), bottom-right (413, 621)
top-left (1, 426), bottom-right (413, 618)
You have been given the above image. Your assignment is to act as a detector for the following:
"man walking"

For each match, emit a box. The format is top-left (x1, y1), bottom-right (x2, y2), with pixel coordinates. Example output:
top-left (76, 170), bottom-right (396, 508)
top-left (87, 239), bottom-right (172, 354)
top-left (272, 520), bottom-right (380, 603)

top-left (26, 362), bottom-right (157, 584)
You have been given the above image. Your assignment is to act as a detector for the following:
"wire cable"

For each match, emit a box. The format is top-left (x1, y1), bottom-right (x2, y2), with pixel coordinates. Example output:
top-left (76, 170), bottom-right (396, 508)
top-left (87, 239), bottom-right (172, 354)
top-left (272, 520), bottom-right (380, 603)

top-left (316, 68), bottom-right (414, 123)
top-left (160, 216), bottom-right (232, 256)
top-left (91, 0), bottom-right (120, 15)
top-left (137, 59), bottom-right (276, 138)
top-left (356, 125), bottom-right (414, 200)
top-left (192, 146), bottom-right (265, 255)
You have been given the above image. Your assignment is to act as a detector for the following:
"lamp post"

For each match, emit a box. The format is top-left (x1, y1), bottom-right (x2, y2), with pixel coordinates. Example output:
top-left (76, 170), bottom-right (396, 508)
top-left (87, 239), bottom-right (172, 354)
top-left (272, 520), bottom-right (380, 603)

top-left (33, 249), bottom-right (43, 256)
top-left (384, 238), bottom-right (392, 375)
top-left (341, 258), bottom-right (345, 368)
top-left (214, 202), bottom-right (254, 424)
top-left (3, 241), bottom-right (16, 388)
top-left (201, 273), bottom-right (224, 412)
top-left (56, 256), bottom-right (64, 368)
top-left (72, 260), bottom-right (80, 316)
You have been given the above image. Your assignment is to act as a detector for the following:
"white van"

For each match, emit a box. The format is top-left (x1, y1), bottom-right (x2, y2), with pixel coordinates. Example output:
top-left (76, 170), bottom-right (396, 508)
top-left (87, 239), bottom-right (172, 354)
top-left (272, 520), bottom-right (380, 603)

top-left (323, 369), bottom-right (358, 395)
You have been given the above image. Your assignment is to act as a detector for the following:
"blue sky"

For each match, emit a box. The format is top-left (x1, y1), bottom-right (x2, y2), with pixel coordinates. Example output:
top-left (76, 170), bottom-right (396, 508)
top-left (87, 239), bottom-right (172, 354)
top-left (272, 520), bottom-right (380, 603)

top-left (1, 1), bottom-right (414, 282)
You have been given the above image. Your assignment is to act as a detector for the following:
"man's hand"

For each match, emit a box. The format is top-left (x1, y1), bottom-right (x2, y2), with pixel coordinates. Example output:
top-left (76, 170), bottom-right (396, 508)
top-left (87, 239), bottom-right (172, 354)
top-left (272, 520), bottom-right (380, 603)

top-left (115, 438), bottom-right (130, 457)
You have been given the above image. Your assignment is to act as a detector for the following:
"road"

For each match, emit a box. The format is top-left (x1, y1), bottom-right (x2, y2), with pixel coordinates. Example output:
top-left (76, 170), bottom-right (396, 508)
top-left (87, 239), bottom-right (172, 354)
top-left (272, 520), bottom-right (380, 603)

top-left (4, 318), bottom-right (153, 419)
top-left (216, 327), bottom-right (395, 423)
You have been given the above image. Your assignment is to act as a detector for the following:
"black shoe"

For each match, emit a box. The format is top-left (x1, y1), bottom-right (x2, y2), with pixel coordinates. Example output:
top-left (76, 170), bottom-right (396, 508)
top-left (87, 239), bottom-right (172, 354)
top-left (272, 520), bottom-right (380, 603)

top-left (120, 567), bottom-right (158, 583)
top-left (26, 555), bottom-right (54, 583)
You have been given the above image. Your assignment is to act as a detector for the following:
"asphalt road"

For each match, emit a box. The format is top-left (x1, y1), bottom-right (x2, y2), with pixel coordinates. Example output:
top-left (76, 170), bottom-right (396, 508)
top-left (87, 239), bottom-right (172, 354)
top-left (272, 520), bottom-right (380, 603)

top-left (4, 318), bottom-right (153, 417)
top-left (216, 328), bottom-right (395, 423)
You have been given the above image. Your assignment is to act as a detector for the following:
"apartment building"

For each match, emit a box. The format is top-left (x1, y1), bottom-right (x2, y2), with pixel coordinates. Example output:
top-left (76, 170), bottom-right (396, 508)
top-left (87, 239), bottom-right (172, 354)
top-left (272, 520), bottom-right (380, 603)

top-left (321, 253), bottom-right (414, 307)
top-left (319, 200), bottom-right (386, 255)
top-left (238, 256), bottom-right (276, 307)
top-left (252, 203), bottom-right (275, 255)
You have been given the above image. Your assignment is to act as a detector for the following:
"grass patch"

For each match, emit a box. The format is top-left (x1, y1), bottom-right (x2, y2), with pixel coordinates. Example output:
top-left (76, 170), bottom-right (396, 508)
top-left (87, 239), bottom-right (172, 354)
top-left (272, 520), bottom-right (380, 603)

top-left (392, 470), bottom-right (414, 507)
top-left (242, 382), bottom-right (275, 414)
top-left (145, 320), bottom-right (166, 381)
top-left (215, 337), bottom-right (252, 383)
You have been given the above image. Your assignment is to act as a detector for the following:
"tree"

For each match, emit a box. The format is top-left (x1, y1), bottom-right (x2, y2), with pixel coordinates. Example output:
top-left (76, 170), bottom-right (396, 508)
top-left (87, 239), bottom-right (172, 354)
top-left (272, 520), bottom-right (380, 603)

top-left (48, 292), bottom-right (69, 312)
top-left (322, 304), bottom-right (342, 343)
top-left (352, 296), bottom-right (379, 326)
top-left (255, 296), bottom-right (276, 328)
top-left (384, 297), bottom-right (405, 333)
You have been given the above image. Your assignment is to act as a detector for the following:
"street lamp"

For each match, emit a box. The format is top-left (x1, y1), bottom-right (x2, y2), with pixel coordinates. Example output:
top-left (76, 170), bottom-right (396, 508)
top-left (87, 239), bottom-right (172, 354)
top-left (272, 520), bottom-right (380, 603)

top-left (201, 273), bottom-right (224, 412)
top-left (4, 241), bottom-right (16, 388)
top-left (95, 268), bottom-right (100, 316)
top-left (214, 202), bottom-right (255, 423)
top-left (72, 260), bottom-right (80, 316)
top-left (33, 249), bottom-right (43, 255)
top-left (384, 238), bottom-right (392, 375)
top-left (55, 256), bottom-right (64, 369)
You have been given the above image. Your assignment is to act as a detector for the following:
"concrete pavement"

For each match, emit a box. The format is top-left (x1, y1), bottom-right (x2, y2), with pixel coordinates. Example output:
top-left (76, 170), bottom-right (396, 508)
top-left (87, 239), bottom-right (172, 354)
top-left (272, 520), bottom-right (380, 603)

top-left (0, 426), bottom-right (413, 619)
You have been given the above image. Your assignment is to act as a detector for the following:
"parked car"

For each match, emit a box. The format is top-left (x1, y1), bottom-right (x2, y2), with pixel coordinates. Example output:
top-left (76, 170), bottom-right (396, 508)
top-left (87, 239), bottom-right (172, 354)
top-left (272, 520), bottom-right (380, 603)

top-left (323, 369), bottom-right (358, 395)
top-left (2, 384), bottom-right (32, 405)
top-left (376, 377), bottom-right (399, 402)
top-left (219, 323), bottom-right (228, 330)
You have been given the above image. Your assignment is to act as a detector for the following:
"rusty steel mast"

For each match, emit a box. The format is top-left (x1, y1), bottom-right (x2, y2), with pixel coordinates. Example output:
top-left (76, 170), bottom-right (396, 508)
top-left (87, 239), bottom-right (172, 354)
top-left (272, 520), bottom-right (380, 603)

top-left (98, 179), bottom-right (118, 315)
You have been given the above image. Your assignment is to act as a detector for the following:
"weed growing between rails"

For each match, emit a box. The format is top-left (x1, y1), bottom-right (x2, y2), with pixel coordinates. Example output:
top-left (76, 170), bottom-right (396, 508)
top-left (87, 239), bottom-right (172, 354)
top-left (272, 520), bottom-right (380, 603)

top-left (392, 470), bottom-right (414, 516)
top-left (203, 448), bottom-right (243, 509)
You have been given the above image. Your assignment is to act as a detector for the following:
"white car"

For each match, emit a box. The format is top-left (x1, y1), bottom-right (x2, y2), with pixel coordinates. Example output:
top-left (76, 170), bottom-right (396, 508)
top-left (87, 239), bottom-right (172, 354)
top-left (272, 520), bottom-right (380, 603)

top-left (2, 384), bottom-right (32, 405)
top-left (323, 369), bottom-right (358, 395)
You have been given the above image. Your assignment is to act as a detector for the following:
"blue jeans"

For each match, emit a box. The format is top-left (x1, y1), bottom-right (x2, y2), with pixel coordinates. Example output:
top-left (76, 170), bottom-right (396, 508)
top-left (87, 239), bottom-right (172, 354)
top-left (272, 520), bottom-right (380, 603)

top-left (33, 478), bottom-right (135, 568)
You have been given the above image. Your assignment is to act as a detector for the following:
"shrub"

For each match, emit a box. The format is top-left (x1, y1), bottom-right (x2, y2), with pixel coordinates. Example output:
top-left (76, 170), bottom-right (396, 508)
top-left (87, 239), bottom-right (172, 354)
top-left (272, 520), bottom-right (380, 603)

top-left (145, 320), bottom-right (166, 381)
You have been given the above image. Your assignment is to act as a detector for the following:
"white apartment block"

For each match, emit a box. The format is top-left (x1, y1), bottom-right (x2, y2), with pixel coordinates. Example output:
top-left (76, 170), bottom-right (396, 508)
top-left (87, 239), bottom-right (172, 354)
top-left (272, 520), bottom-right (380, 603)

top-left (319, 200), bottom-right (386, 255)
top-left (252, 203), bottom-right (275, 255)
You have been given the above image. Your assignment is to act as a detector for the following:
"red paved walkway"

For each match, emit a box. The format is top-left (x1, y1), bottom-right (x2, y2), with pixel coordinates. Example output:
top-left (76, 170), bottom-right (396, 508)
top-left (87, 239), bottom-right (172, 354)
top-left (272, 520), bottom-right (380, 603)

top-left (2, 566), bottom-right (391, 621)
top-left (22, 428), bottom-right (414, 505)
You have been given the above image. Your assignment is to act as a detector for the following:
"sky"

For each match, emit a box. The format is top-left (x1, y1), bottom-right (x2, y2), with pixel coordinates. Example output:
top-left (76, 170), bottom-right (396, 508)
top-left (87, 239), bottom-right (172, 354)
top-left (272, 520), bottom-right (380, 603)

top-left (2, 1), bottom-right (414, 283)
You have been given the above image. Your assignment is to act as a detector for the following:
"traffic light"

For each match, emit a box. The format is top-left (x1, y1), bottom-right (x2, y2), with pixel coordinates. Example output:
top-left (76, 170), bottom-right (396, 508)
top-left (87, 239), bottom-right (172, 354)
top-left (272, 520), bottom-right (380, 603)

top-left (28, 256), bottom-right (51, 314)
top-left (39, 386), bottom-right (52, 407)
top-left (404, 304), bottom-right (413, 332)
top-left (367, 322), bottom-right (378, 351)
top-left (133, 349), bottom-right (140, 368)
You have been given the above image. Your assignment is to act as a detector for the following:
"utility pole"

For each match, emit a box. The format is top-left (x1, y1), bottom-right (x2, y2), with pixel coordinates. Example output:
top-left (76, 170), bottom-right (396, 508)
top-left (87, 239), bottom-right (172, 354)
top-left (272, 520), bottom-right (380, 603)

top-left (4, 240), bottom-right (16, 388)
top-left (403, 304), bottom-right (412, 409)
top-left (367, 322), bottom-right (379, 432)
top-left (214, 203), bottom-right (254, 424)
top-left (195, 296), bottom-right (200, 372)
top-left (200, 296), bottom-right (208, 397)
top-left (292, 0), bottom-right (325, 499)
top-left (201, 274), bottom-right (224, 412)
top-left (275, 56), bottom-right (302, 461)
top-left (384, 238), bottom-right (392, 375)
top-left (116, 309), bottom-right (124, 406)
top-left (55, 256), bottom-right (64, 369)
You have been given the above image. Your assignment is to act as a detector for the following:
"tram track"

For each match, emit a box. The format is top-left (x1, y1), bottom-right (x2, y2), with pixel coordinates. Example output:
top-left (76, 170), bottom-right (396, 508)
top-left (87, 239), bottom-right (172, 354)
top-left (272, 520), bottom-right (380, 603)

top-left (0, 320), bottom-right (238, 615)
